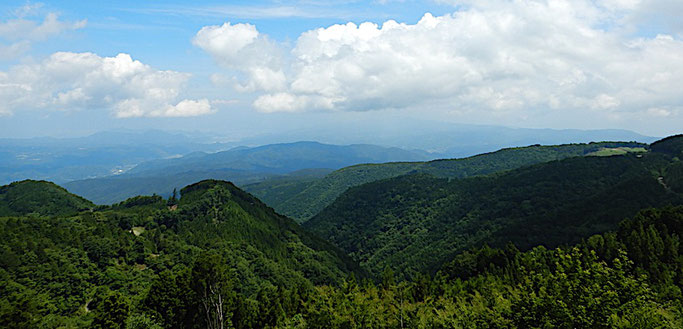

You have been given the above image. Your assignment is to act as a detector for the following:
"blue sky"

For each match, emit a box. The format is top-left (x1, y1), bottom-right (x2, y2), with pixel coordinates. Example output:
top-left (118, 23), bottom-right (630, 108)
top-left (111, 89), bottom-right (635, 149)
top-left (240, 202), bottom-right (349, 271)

top-left (1, 0), bottom-right (682, 139)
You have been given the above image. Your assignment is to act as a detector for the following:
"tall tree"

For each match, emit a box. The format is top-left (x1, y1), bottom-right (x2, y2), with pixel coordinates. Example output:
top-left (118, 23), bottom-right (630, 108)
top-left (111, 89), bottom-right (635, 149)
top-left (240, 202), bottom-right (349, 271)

top-left (190, 252), bottom-right (235, 329)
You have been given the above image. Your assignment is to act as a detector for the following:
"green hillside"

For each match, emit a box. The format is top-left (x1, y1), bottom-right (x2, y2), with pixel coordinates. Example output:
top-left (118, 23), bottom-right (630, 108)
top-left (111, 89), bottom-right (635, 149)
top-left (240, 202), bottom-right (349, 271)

top-left (295, 206), bottom-right (683, 328)
top-left (0, 179), bottom-right (359, 328)
top-left (651, 134), bottom-right (683, 157)
top-left (304, 138), bottom-right (683, 278)
top-left (4, 194), bottom-right (682, 327)
top-left (247, 141), bottom-right (646, 222)
top-left (0, 180), bottom-right (94, 217)
top-left (3, 147), bottom-right (683, 327)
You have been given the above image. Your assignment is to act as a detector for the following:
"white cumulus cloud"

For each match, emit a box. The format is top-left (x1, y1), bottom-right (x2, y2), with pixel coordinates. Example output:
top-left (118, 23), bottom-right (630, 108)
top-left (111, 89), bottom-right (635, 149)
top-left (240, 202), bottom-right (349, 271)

top-left (195, 0), bottom-right (683, 124)
top-left (0, 52), bottom-right (214, 118)
top-left (193, 21), bottom-right (285, 92)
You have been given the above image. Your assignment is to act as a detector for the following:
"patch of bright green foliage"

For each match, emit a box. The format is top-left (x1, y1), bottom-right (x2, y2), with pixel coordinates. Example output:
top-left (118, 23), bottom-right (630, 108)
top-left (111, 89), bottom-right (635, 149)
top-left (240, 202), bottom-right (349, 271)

top-left (587, 146), bottom-right (647, 157)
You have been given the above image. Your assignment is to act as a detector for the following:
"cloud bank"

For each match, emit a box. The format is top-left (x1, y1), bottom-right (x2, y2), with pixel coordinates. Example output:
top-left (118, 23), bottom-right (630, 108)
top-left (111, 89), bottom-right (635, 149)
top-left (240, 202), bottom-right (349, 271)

top-left (0, 52), bottom-right (213, 118)
top-left (194, 0), bottom-right (683, 121)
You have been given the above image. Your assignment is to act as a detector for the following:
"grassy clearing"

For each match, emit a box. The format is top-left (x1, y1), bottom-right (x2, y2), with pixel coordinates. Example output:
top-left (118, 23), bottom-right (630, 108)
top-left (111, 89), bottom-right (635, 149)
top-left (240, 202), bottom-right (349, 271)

top-left (131, 226), bottom-right (145, 236)
top-left (587, 147), bottom-right (647, 157)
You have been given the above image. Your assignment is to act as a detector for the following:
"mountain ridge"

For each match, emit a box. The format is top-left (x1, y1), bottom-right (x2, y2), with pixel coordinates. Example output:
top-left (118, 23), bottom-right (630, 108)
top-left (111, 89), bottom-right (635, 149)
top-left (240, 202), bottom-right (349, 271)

top-left (303, 136), bottom-right (683, 277)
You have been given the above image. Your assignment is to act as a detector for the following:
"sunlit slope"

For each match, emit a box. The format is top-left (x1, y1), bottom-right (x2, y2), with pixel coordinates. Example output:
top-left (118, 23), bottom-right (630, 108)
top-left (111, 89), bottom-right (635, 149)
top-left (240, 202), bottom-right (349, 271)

top-left (0, 180), bottom-right (94, 217)
top-left (0, 179), bottom-right (361, 326)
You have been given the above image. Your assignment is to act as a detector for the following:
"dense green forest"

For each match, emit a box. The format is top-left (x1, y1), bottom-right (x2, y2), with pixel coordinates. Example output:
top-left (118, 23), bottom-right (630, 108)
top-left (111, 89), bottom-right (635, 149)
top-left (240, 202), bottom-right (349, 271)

top-left (0, 180), bottom-right (95, 217)
top-left (248, 141), bottom-right (645, 222)
top-left (305, 137), bottom-right (683, 278)
top-left (0, 180), bottom-right (358, 328)
top-left (2, 185), bottom-right (683, 327)
top-left (2, 136), bottom-right (682, 328)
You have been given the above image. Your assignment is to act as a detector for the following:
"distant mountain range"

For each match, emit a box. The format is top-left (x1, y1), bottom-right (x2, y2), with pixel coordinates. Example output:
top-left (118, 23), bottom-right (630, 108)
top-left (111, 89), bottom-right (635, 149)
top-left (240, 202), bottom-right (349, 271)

top-left (126, 141), bottom-right (434, 176)
top-left (63, 142), bottom-right (433, 204)
top-left (0, 130), bottom-right (230, 184)
top-left (1, 125), bottom-right (659, 205)
top-left (237, 119), bottom-right (659, 157)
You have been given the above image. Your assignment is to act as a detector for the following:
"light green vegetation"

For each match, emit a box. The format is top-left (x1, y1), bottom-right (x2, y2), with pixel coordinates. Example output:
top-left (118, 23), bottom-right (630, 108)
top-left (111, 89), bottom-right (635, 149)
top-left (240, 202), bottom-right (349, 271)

top-left (587, 146), bottom-right (648, 156)
top-left (131, 227), bottom-right (145, 236)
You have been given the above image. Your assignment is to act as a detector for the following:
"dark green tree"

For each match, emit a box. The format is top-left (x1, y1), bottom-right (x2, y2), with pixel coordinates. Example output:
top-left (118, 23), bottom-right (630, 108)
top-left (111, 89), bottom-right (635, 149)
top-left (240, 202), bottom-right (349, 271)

top-left (92, 290), bottom-right (130, 329)
top-left (167, 188), bottom-right (178, 207)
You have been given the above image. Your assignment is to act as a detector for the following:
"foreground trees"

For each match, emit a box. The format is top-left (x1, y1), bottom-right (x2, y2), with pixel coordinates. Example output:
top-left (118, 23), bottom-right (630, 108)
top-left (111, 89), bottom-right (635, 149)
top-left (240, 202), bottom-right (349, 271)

top-left (1, 183), bottom-right (682, 327)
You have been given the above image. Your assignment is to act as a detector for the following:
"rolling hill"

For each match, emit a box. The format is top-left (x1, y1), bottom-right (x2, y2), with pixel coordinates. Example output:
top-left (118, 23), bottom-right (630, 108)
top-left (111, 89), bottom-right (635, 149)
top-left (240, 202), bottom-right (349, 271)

top-left (304, 136), bottom-right (683, 278)
top-left (0, 180), bottom-right (94, 217)
top-left (246, 141), bottom-right (646, 222)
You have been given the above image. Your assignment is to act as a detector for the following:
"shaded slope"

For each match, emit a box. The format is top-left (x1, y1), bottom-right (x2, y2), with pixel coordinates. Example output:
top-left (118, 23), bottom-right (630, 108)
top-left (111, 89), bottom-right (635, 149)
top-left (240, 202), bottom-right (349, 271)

top-left (650, 134), bottom-right (683, 157)
top-left (305, 147), bottom-right (683, 278)
top-left (0, 180), bottom-right (94, 217)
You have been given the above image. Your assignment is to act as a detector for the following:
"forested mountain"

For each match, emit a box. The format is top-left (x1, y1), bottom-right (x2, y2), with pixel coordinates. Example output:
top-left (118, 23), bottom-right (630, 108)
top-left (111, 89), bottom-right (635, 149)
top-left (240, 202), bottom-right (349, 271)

top-left (0, 180), bottom-right (359, 328)
top-left (3, 136), bottom-right (682, 328)
top-left (247, 142), bottom-right (646, 222)
top-left (3, 135), bottom-right (683, 327)
top-left (63, 142), bottom-right (432, 205)
top-left (296, 206), bottom-right (683, 328)
top-left (2, 184), bottom-right (683, 327)
top-left (0, 180), bottom-right (94, 217)
top-left (304, 137), bottom-right (683, 278)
